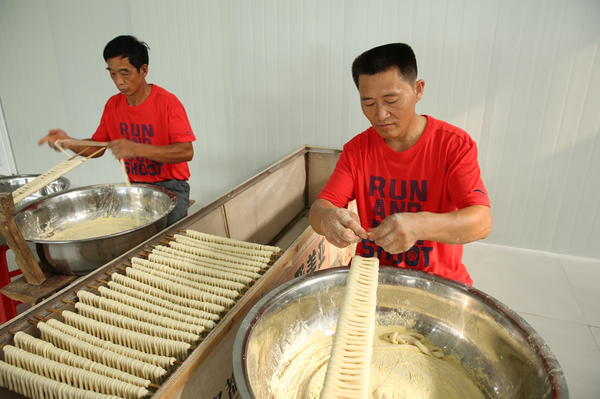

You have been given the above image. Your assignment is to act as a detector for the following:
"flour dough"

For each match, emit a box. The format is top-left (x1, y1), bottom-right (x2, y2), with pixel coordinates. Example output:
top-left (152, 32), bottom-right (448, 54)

top-left (272, 325), bottom-right (485, 399)
top-left (45, 216), bottom-right (146, 241)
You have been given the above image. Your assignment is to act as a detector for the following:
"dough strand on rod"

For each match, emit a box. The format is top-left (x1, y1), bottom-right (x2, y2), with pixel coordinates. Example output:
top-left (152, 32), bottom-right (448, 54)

top-left (151, 247), bottom-right (261, 280)
top-left (62, 310), bottom-right (191, 360)
top-left (38, 321), bottom-right (169, 382)
top-left (185, 229), bottom-right (281, 253)
top-left (148, 250), bottom-right (254, 285)
top-left (11, 158), bottom-right (84, 204)
top-left (319, 255), bottom-right (379, 399)
top-left (168, 242), bottom-right (264, 274)
top-left (173, 234), bottom-right (272, 262)
top-left (133, 256), bottom-right (245, 292)
top-left (3, 345), bottom-right (150, 399)
top-left (103, 282), bottom-right (220, 323)
top-left (75, 292), bottom-right (204, 340)
top-left (79, 288), bottom-right (212, 332)
top-left (110, 273), bottom-right (225, 315)
top-left (130, 258), bottom-right (239, 300)
top-left (123, 265), bottom-right (235, 307)
top-left (0, 360), bottom-right (120, 399)
top-left (13, 331), bottom-right (151, 388)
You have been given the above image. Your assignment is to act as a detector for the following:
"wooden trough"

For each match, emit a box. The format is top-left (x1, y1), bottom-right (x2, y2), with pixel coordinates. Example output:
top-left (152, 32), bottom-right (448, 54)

top-left (0, 145), bottom-right (355, 399)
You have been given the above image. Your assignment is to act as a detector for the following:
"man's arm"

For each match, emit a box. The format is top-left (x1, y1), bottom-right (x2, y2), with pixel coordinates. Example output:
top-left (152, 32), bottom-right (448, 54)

top-left (38, 129), bottom-right (106, 158)
top-left (108, 140), bottom-right (193, 163)
top-left (309, 198), bottom-right (369, 248)
top-left (368, 205), bottom-right (492, 254)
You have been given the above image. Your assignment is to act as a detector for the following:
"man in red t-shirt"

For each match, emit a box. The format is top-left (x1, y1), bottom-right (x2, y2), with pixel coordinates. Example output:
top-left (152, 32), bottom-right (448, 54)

top-left (39, 35), bottom-right (196, 226)
top-left (309, 43), bottom-right (492, 285)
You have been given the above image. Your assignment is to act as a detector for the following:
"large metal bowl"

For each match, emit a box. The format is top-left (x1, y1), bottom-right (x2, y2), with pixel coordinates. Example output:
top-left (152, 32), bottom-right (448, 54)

top-left (13, 183), bottom-right (176, 275)
top-left (233, 266), bottom-right (568, 399)
top-left (0, 174), bottom-right (70, 246)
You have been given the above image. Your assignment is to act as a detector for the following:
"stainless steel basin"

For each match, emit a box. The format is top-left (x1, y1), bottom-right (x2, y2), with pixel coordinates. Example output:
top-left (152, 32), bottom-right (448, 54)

top-left (0, 174), bottom-right (70, 246)
top-left (233, 266), bottom-right (568, 398)
top-left (14, 183), bottom-right (176, 275)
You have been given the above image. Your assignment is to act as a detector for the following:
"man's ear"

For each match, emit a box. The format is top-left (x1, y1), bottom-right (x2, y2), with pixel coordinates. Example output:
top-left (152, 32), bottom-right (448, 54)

top-left (415, 79), bottom-right (425, 101)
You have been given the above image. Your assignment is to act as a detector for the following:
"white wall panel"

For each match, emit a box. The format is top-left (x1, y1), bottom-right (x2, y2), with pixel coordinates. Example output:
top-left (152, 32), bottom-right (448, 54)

top-left (0, 0), bottom-right (598, 260)
top-left (127, 0), bottom-right (237, 207)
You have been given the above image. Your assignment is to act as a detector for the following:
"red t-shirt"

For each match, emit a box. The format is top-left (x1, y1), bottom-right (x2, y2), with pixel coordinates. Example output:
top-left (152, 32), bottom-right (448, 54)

top-left (317, 115), bottom-right (490, 285)
top-left (92, 85), bottom-right (195, 183)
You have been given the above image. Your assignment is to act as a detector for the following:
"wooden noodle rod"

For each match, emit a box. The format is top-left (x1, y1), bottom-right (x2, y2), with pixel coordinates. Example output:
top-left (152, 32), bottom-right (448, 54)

top-left (11, 146), bottom-right (103, 205)
top-left (0, 193), bottom-right (45, 285)
top-left (55, 138), bottom-right (110, 148)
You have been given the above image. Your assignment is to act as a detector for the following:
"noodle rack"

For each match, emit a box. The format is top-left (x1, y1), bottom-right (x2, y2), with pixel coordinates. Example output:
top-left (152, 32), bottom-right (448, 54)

top-left (0, 229), bottom-right (283, 399)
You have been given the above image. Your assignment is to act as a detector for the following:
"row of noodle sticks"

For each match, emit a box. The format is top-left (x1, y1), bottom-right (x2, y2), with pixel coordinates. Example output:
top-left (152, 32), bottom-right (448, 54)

top-left (0, 229), bottom-right (282, 399)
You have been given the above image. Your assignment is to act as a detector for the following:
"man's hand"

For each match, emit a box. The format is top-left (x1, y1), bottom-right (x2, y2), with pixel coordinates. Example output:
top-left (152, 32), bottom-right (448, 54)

top-left (309, 198), bottom-right (368, 249)
top-left (368, 205), bottom-right (492, 254)
top-left (368, 213), bottom-right (420, 254)
top-left (108, 139), bottom-right (139, 159)
top-left (322, 208), bottom-right (367, 248)
top-left (38, 129), bottom-right (70, 151)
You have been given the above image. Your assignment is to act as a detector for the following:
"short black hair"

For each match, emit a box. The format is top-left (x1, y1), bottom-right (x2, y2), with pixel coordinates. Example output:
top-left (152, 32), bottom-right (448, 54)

top-left (103, 35), bottom-right (150, 71)
top-left (351, 43), bottom-right (418, 87)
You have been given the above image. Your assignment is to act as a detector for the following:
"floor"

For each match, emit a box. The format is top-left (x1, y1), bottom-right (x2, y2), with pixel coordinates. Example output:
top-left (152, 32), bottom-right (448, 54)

top-left (463, 242), bottom-right (600, 399)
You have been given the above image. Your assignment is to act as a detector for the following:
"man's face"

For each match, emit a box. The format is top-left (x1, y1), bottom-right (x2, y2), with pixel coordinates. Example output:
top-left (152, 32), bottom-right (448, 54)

top-left (106, 56), bottom-right (147, 97)
top-left (358, 68), bottom-right (424, 141)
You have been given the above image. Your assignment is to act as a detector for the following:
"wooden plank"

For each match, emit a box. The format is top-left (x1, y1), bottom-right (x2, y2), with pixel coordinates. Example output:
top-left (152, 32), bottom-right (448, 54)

top-left (0, 193), bottom-right (46, 285)
top-left (307, 147), bottom-right (341, 204)
top-left (225, 155), bottom-right (306, 244)
top-left (0, 271), bottom-right (78, 303)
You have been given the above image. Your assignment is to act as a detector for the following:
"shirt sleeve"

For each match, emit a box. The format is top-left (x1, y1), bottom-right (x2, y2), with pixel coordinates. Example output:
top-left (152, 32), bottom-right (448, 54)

top-left (447, 139), bottom-right (490, 209)
top-left (91, 101), bottom-right (111, 143)
top-left (317, 145), bottom-right (357, 209)
top-left (167, 97), bottom-right (195, 144)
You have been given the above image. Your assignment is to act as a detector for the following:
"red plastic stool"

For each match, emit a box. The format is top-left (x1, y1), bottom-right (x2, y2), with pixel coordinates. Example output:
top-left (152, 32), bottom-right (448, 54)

top-left (0, 245), bottom-right (22, 324)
